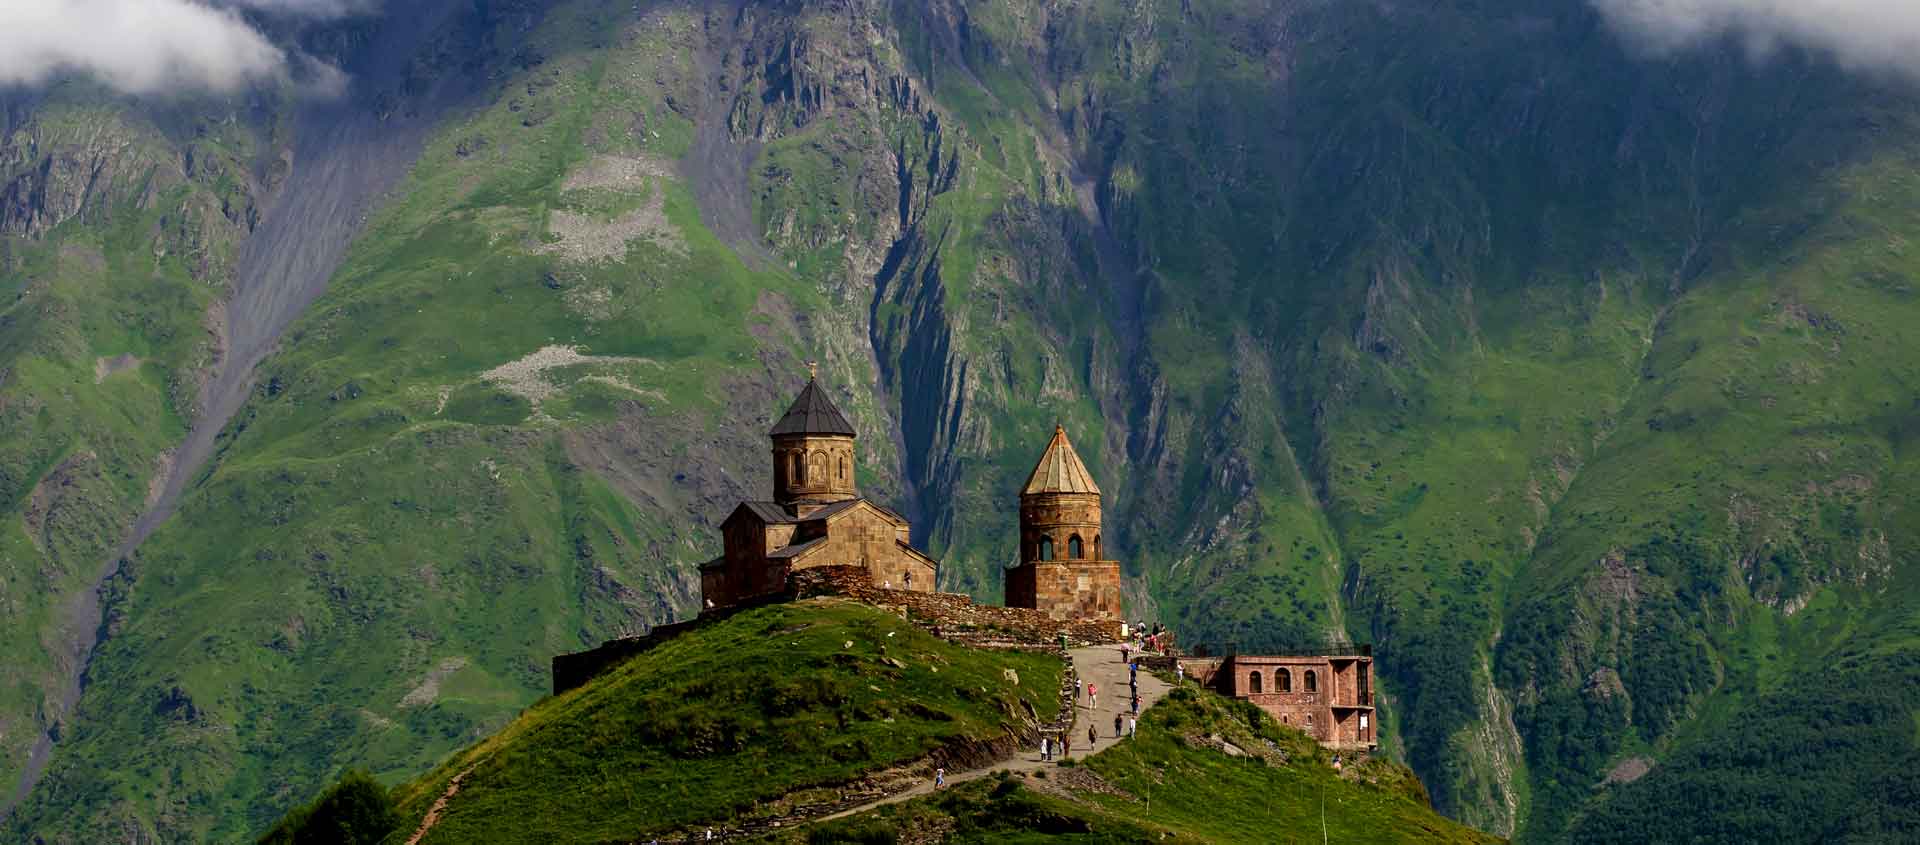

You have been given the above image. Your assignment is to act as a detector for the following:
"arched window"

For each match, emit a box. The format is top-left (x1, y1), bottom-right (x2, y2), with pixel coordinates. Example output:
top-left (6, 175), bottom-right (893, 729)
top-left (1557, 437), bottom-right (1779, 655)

top-left (807, 451), bottom-right (825, 484)
top-left (1278, 669), bottom-right (1292, 692)
top-left (1039, 537), bottom-right (1054, 561)
top-left (1068, 534), bottom-right (1084, 559)
top-left (1306, 714), bottom-right (1315, 729)
top-left (789, 452), bottom-right (801, 483)
top-left (839, 456), bottom-right (848, 481)
top-left (1249, 671), bottom-right (1263, 694)
top-left (1093, 534), bottom-right (1102, 559)
top-left (1305, 670), bottom-right (1318, 693)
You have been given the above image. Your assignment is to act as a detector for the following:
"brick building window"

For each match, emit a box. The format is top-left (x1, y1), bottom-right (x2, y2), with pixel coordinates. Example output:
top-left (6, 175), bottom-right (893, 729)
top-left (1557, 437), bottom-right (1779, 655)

top-left (1249, 671), bottom-right (1263, 693)
top-left (1305, 670), bottom-right (1317, 693)
top-left (1069, 535), bottom-right (1084, 558)
top-left (1039, 537), bottom-right (1054, 560)
top-left (840, 456), bottom-right (849, 481)
top-left (1278, 669), bottom-right (1291, 692)
top-left (1094, 534), bottom-right (1102, 559)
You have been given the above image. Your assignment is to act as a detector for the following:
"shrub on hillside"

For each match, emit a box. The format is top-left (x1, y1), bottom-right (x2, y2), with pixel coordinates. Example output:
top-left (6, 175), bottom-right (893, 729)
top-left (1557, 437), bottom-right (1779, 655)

top-left (257, 769), bottom-right (399, 845)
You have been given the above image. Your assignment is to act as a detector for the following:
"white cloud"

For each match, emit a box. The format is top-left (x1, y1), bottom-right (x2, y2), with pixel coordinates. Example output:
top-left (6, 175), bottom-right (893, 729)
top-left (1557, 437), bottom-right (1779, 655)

top-left (0, 0), bottom-right (377, 97)
top-left (1592, 0), bottom-right (1920, 79)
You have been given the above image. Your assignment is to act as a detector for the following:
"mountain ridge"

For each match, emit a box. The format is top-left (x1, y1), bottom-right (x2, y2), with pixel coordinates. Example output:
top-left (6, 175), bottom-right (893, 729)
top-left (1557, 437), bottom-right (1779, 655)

top-left (0, 0), bottom-right (1917, 841)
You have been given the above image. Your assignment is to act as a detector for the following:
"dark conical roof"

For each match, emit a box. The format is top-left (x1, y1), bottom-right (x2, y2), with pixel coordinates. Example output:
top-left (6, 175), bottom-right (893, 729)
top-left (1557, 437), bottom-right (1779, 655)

top-left (769, 378), bottom-right (856, 437)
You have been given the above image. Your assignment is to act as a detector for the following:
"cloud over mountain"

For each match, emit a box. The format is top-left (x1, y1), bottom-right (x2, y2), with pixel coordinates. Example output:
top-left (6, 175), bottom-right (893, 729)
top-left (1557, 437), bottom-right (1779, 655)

top-left (0, 0), bottom-right (373, 96)
top-left (1592, 0), bottom-right (1920, 79)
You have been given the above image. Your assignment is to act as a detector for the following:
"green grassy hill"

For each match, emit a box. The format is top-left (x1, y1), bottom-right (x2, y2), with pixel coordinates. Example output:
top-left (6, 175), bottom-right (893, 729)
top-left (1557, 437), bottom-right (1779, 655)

top-left (759, 686), bottom-right (1495, 845)
top-left (378, 599), bottom-right (1063, 845)
top-left (268, 600), bottom-right (1489, 845)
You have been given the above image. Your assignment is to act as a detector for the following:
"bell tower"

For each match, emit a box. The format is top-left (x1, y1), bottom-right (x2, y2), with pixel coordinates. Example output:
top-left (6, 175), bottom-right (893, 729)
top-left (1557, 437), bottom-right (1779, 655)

top-left (1005, 425), bottom-right (1123, 620)
top-left (770, 364), bottom-right (858, 511)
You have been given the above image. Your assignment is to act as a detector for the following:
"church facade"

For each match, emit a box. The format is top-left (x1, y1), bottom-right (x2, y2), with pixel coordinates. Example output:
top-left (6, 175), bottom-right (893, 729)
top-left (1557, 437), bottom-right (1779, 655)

top-left (698, 377), bottom-right (938, 609)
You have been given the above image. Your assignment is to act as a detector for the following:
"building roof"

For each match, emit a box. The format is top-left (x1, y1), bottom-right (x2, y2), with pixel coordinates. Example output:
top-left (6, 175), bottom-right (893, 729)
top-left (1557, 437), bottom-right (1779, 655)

top-left (767, 536), bottom-right (827, 560)
top-left (1022, 425), bottom-right (1101, 496)
top-left (726, 498), bottom-right (866, 527)
top-left (769, 378), bottom-right (856, 437)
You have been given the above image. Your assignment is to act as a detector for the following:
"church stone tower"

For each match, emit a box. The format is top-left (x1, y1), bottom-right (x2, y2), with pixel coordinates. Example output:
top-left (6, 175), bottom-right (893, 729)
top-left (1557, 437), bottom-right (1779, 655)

top-left (1005, 426), bottom-right (1124, 621)
top-left (770, 375), bottom-right (858, 513)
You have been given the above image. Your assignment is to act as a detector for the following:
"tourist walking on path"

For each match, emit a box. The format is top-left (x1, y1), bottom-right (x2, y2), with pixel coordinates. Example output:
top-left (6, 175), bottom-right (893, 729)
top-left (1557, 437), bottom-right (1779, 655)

top-left (1062, 735), bottom-right (1072, 759)
top-left (1176, 663), bottom-right (1184, 684)
top-left (1131, 693), bottom-right (1140, 714)
top-left (1114, 714), bottom-right (1123, 737)
top-left (1088, 724), bottom-right (1098, 746)
top-left (1129, 716), bottom-right (1137, 737)
top-left (1088, 682), bottom-right (1098, 710)
top-left (935, 767), bottom-right (946, 789)
top-left (1121, 643), bottom-right (1130, 664)
top-left (1040, 736), bottom-right (1050, 761)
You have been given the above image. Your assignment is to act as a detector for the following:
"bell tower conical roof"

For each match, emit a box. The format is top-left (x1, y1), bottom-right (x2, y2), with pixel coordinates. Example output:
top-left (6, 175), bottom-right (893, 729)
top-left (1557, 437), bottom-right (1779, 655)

top-left (1022, 425), bottom-right (1101, 496)
top-left (769, 377), bottom-right (856, 437)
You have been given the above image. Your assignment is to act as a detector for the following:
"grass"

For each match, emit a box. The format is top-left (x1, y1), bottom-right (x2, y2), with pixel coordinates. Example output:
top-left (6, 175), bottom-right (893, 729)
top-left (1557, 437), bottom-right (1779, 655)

top-left (385, 599), bottom-right (1063, 844)
top-left (769, 688), bottom-right (1499, 844)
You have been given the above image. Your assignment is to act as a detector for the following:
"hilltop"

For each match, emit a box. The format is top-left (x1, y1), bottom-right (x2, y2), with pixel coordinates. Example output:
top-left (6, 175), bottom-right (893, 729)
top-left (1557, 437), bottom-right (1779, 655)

top-left (264, 599), bottom-right (1490, 844)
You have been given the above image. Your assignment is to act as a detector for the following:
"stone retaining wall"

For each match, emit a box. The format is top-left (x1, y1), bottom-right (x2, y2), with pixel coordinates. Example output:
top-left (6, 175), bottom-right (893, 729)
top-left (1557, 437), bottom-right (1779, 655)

top-left (790, 566), bottom-right (1125, 645)
top-left (553, 567), bottom-right (1122, 695)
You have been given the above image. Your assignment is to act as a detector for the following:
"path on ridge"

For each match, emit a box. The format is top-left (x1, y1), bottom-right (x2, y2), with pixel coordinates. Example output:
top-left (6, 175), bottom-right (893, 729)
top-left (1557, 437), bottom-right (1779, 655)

top-left (817, 643), bottom-right (1172, 822)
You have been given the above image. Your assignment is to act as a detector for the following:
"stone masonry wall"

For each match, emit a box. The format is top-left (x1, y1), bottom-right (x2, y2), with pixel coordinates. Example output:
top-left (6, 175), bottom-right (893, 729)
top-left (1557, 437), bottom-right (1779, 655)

top-left (790, 508), bottom-right (935, 591)
top-left (1006, 560), bottom-right (1123, 621)
top-left (791, 566), bottom-right (1123, 646)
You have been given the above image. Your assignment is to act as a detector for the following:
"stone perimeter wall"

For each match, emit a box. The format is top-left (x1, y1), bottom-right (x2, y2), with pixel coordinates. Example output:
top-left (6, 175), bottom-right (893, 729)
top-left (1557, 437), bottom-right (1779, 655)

top-left (791, 566), bottom-right (1124, 645)
top-left (553, 567), bottom-right (1122, 694)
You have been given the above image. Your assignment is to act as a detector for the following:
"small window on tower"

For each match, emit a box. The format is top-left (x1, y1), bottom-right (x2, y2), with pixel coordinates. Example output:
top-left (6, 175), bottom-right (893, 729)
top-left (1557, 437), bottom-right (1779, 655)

top-left (791, 452), bottom-right (803, 484)
top-left (840, 456), bottom-right (848, 481)
top-left (1039, 537), bottom-right (1054, 561)
top-left (1069, 535), bottom-right (1084, 558)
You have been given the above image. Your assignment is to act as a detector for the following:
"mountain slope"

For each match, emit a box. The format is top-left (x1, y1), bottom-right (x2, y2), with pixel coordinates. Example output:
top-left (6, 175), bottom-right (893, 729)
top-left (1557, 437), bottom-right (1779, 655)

top-left (2, 0), bottom-right (1919, 841)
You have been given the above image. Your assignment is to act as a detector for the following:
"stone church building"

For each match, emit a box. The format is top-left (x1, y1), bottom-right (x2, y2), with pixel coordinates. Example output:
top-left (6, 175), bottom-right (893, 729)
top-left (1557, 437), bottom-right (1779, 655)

top-left (698, 377), bottom-right (939, 609)
top-left (1004, 426), bottom-right (1124, 621)
top-left (698, 378), bottom-right (1124, 625)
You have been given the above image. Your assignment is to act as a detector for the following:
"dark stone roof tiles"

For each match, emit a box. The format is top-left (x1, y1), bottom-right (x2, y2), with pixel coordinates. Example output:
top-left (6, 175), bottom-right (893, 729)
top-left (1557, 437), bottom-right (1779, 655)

top-left (769, 378), bottom-right (856, 437)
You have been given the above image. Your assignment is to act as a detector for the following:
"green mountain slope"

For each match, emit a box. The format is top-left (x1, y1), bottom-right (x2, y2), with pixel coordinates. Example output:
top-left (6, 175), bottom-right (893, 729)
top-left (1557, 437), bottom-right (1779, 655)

top-left (0, 88), bottom-right (261, 802)
top-left (3, 0), bottom-right (1919, 841)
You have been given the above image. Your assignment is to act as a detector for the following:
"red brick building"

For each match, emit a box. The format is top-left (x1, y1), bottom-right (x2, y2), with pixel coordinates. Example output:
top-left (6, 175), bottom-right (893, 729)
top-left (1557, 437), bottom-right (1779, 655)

top-left (1180, 649), bottom-right (1377, 750)
top-left (699, 377), bottom-right (938, 609)
top-left (1004, 426), bottom-right (1124, 621)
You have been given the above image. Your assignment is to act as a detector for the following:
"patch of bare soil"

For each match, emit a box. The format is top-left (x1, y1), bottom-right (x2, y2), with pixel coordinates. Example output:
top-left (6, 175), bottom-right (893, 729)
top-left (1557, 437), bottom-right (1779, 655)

top-left (478, 345), bottom-right (656, 417)
top-left (538, 155), bottom-right (686, 263)
top-left (92, 354), bottom-right (141, 384)
top-left (1604, 755), bottom-right (1654, 785)
top-left (399, 656), bottom-right (470, 709)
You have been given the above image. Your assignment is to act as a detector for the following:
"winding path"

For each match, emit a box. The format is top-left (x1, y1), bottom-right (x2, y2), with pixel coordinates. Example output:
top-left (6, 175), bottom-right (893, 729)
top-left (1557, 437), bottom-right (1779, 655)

top-left (817, 643), bottom-right (1172, 822)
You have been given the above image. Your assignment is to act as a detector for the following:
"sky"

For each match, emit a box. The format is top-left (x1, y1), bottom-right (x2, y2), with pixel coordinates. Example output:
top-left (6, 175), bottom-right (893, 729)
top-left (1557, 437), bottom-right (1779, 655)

top-left (1590, 0), bottom-right (1920, 79)
top-left (0, 0), bottom-right (376, 97)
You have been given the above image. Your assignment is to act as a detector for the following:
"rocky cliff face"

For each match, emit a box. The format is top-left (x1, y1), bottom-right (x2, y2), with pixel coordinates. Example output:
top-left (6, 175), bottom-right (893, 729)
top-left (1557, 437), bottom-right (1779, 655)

top-left (3, 1), bottom-right (1919, 842)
